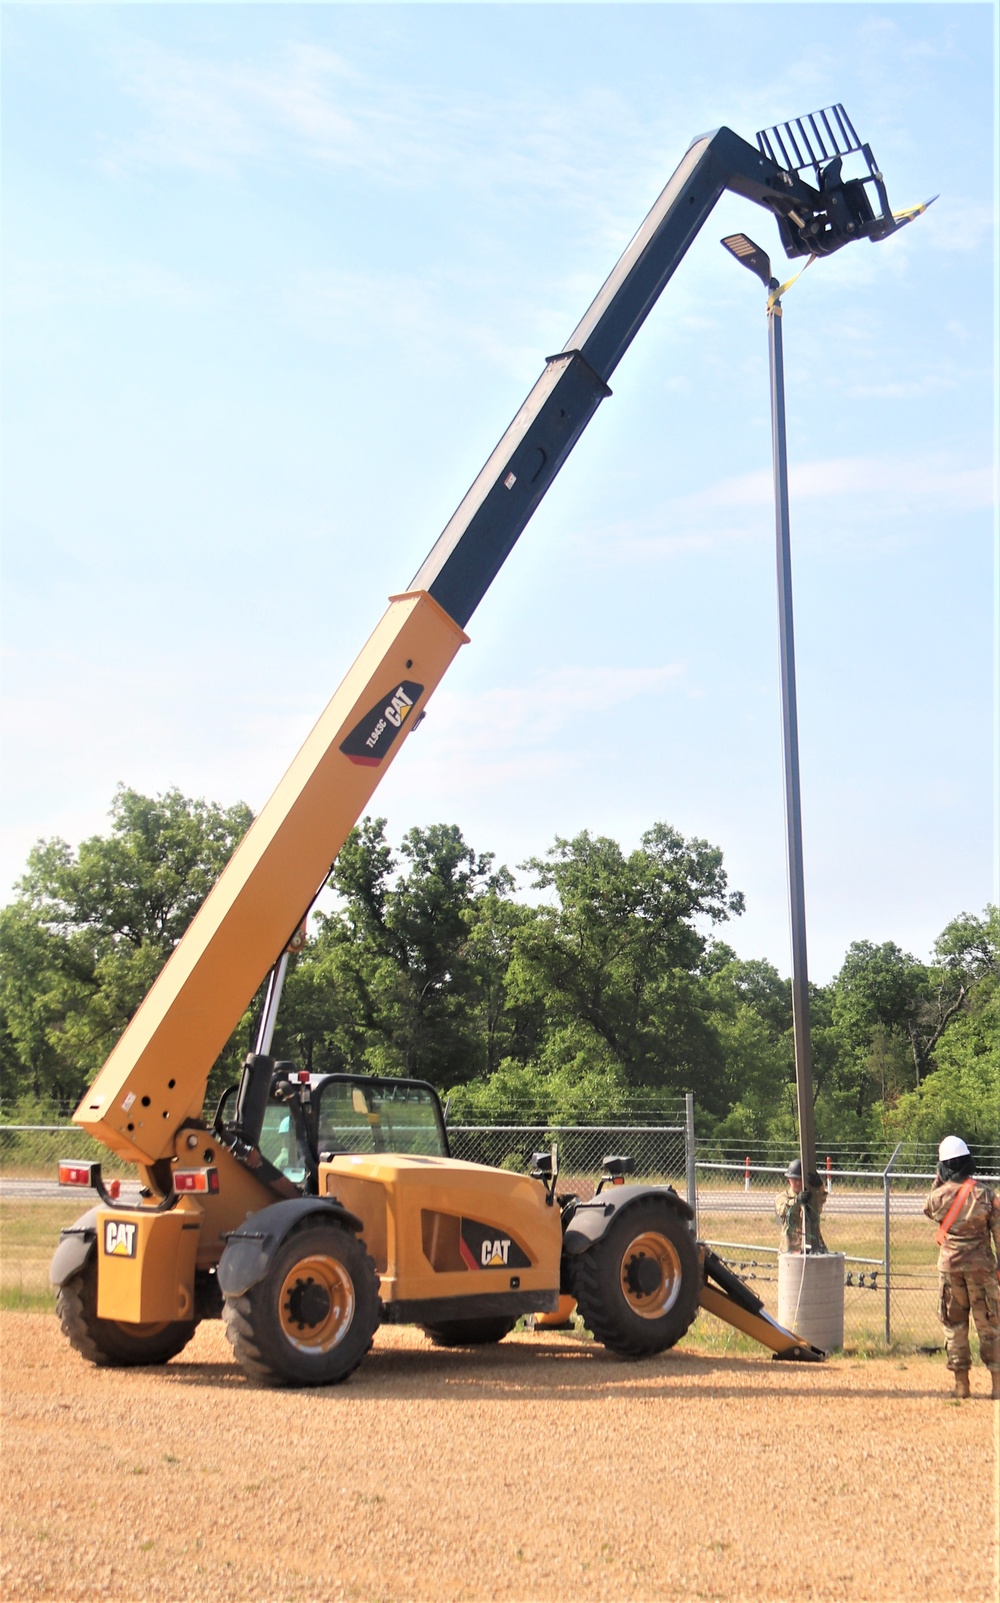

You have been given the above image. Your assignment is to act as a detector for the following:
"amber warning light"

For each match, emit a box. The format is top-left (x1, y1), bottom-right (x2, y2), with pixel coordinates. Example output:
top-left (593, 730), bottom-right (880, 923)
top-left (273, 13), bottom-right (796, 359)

top-left (173, 1168), bottom-right (220, 1194)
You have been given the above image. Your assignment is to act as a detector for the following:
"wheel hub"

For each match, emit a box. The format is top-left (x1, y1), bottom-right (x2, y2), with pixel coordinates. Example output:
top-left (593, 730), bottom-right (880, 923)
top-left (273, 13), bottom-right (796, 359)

top-left (278, 1253), bottom-right (356, 1352)
top-left (285, 1278), bottom-right (332, 1331)
top-left (626, 1254), bottom-right (663, 1297)
top-left (619, 1229), bottom-right (683, 1319)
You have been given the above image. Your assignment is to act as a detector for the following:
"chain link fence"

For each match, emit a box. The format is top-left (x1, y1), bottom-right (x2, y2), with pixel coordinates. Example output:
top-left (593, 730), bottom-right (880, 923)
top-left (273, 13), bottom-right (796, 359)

top-left (0, 1124), bottom-right (134, 1178)
top-left (447, 1119), bottom-right (690, 1203)
top-left (695, 1144), bottom-right (1000, 1351)
top-left (3, 1113), bottom-right (997, 1353)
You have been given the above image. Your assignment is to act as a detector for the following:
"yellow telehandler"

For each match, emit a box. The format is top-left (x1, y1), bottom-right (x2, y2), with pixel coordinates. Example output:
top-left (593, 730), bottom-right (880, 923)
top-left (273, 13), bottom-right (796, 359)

top-left (51, 105), bottom-right (923, 1384)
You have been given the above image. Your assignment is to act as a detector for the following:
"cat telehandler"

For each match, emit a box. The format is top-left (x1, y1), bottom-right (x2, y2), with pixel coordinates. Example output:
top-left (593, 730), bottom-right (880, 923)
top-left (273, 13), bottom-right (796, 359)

top-left (51, 106), bottom-right (925, 1384)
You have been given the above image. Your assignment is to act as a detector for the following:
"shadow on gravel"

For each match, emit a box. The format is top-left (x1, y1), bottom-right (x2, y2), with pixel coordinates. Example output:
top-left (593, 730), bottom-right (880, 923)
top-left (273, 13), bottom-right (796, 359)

top-left (152, 1336), bottom-right (946, 1401)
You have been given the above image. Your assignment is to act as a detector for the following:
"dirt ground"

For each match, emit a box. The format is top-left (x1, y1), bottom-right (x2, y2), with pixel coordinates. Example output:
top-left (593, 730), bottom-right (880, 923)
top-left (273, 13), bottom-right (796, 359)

top-left (2, 1312), bottom-right (998, 1603)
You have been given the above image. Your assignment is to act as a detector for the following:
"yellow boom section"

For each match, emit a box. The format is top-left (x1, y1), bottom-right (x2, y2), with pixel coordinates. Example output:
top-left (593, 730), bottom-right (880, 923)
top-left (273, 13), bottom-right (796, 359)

top-left (74, 590), bottom-right (468, 1165)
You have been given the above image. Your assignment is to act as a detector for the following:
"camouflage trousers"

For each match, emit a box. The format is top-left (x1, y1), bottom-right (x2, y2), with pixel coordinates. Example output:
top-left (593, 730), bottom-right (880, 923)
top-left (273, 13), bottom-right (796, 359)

top-left (937, 1267), bottom-right (1000, 1371)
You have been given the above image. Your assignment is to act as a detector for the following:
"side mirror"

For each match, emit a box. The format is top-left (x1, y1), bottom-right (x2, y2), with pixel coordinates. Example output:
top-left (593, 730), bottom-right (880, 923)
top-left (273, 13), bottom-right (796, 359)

top-left (596, 1154), bottom-right (634, 1194)
top-left (529, 1143), bottom-right (559, 1206)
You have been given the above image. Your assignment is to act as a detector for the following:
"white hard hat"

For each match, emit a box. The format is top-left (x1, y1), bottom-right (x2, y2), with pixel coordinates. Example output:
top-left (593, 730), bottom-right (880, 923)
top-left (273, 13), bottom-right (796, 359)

top-left (938, 1135), bottom-right (970, 1161)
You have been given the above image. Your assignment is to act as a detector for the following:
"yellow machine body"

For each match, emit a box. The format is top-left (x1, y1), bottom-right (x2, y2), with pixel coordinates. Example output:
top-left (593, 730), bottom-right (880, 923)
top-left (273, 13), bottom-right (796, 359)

top-left (319, 1153), bottom-right (563, 1310)
top-left (95, 1202), bottom-right (201, 1324)
top-left (73, 591), bottom-right (468, 1166)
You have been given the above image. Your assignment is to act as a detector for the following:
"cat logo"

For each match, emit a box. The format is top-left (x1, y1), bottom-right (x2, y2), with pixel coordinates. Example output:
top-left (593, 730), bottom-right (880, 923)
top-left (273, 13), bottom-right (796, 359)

top-left (339, 679), bottom-right (424, 768)
top-left (481, 1238), bottom-right (512, 1267)
top-left (103, 1220), bottom-right (137, 1258)
top-left (459, 1217), bottom-right (531, 1272)
top-left (383, 687), bottom-right (414, 730)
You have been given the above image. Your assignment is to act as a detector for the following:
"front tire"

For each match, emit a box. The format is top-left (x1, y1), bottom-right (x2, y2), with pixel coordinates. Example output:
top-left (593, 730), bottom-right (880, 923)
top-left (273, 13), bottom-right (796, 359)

top-left (56, 1257), bottom-right (197, 1367)
top-left (420, 1317), bottom-right (516, 1347)
top-left (223, 1221), bottom-right (379, 1387)
top-left (569, 1199), bottom-right (699, 1358)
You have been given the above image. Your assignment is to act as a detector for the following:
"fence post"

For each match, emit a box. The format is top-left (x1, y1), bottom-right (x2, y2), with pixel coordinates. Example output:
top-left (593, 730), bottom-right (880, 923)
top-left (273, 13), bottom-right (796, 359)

top-left (685, 1093), bottom-right (698, 1236)
top-left (883, 1141), bottom-right (902, 1346)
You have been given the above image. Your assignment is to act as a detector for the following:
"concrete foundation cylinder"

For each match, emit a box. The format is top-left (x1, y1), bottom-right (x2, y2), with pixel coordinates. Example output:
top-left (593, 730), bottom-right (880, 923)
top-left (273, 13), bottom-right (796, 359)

top-left (777, 1252), bottom-right (845, 1352)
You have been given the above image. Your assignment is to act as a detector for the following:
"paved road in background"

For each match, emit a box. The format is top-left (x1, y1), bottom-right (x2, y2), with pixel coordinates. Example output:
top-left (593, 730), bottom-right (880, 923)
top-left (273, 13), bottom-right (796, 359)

top-left (0, 1178), bottom-right (929, 1213)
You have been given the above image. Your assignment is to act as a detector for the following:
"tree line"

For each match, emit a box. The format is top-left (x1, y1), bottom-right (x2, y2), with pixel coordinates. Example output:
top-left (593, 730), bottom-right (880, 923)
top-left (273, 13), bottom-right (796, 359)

top-left (1, 787), bottom-right (996, 1150)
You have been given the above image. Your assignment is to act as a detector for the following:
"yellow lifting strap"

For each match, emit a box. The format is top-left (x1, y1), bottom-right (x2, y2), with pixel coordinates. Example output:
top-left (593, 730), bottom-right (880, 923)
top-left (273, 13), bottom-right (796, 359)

top-left (892, 196), bottom-right (938, 225)
top-left (767, 253), bottom-right (816, 313)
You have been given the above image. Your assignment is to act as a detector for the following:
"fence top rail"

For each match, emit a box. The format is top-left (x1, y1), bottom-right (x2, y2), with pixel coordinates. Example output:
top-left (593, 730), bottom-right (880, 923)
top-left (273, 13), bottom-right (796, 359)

top-left (0, 1125), bottom-right (76, 1133)
top-left (449, 1124), bottom-right (685, 1135)
top-left (696, 1161), bottom-right (883, 1179)
top-left (695, 1159), bottom-right (1000, 1184)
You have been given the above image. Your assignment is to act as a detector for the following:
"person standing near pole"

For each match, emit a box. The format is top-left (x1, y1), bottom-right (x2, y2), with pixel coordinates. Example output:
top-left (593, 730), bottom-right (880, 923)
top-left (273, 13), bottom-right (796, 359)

top-left (775, 1158), bottom-right (828, 1254)
top-left (924, 1136), bottom-right (1000, 1399)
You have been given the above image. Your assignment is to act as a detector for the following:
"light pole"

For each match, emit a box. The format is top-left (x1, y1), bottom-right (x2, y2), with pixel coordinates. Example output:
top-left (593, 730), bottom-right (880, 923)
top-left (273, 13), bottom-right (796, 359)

top-left (721, 233), bottom-right (817, 1195)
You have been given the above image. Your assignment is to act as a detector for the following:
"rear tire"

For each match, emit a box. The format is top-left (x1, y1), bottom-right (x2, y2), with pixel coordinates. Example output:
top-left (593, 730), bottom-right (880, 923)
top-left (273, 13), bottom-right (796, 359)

top-left (420, 1317), bottom-right (516, 1347)
top-left (56, 1257), bottom-right (197, 1367)
top-left (569, 1199), bottom-right (699, 1358)
top-left (223, 1220), bottom-right (379, 1387)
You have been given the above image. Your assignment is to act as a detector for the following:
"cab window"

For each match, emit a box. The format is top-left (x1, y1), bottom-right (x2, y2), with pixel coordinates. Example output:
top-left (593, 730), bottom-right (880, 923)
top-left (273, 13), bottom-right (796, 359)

top-left (317, 1080), bottom-right (447, 1158)
top-left (258, 1103), bottom-right (310, 1184)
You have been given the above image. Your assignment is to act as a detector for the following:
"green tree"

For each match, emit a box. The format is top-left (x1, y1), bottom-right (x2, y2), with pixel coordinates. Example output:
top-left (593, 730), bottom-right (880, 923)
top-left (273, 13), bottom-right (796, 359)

top-left (883, 906), bottom-right (1000, 1147)
top-left (504, 824), bottom-right (744, 1107)
top-left (278, 818), bottom-right (517, 1086)
top-left (0, 787), bottom-right (252, 1108)
top-left (703, 955), bottom-right (792, 1144)
top-left (828, 911), bottom-right (1000, 1130)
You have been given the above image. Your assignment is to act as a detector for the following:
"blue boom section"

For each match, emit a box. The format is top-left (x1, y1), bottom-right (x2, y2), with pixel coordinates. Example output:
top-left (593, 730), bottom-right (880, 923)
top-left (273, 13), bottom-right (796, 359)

top-left (409, 120), bottom-right (904, 630)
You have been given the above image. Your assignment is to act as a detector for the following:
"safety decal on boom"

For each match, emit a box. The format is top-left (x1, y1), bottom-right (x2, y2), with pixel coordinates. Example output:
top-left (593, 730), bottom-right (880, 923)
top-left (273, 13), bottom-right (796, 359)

top-left (459, 1218), bottom-right (531, 1272)
top-left (340, 680), bottom-right (424, 767)
top-left (103, 1220), bottom-right (137, 1257)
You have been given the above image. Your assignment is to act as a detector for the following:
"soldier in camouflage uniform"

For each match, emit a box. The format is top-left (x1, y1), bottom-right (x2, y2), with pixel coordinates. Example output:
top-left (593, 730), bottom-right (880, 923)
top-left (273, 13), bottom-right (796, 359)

top-left (923, 1135), bottom-right (1000, 1400)
top-left (775, 1158), bottom-right (828, 1254)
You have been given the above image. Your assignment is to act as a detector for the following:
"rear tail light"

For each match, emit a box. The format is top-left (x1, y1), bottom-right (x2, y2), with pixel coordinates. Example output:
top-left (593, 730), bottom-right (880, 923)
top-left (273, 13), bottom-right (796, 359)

top-left (59, 1160), bottom-right (99, 1188)
top-left (173, 1167), bottom-right (220, 1194)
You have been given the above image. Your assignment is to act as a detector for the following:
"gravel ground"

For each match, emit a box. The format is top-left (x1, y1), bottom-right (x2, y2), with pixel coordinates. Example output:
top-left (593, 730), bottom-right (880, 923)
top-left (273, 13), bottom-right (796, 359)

top-left (2, 1312), bottom-right (998, 1603)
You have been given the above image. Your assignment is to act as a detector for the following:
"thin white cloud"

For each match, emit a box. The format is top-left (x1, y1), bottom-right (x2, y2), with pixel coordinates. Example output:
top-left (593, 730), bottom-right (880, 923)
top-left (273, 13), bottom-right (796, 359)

top-left (282, 266), bottom-right (546, 382)
top-left (587, 450), bottom-right (994, 560)
top-left (377, 662), bottom-right (687, 822)
top-left (102, 33), bottom-right (678, 241)
top-left (4, 254), bottom-right (209, 313)
top-left (425, 664), bottom-right (686, 759)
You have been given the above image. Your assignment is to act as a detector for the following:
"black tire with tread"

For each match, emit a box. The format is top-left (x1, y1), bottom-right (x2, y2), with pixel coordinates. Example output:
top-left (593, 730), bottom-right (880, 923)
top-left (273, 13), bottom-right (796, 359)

top-left (569, 1198), bottom-right (699, 1358)
top-left (420, 1316), bottom-right (517, 1347)
top-left (56, 1257), bottom-right (197, 1367)
top-left (222, 1220), bottom-right (379, 1387)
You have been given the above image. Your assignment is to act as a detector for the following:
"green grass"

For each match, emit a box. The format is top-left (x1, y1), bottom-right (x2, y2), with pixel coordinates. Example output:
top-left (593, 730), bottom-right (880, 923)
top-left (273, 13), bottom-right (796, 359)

top-left (1, 1198), bottom-right (90, 1300)
top-left (1, 1284), bottom-right (56, 1312)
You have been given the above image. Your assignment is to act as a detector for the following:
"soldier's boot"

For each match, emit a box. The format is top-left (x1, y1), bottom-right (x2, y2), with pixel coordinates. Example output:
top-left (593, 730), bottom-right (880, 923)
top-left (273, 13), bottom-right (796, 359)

top-left (953, 1370), bottom-right (970, 1400)
top-left (990, 1371), bottom-right (1000, 1401)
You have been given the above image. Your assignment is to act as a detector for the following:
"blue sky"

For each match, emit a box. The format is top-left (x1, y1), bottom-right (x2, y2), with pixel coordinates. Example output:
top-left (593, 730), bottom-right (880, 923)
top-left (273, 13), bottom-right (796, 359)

top-left (2, 2), bottom-right (995, 982)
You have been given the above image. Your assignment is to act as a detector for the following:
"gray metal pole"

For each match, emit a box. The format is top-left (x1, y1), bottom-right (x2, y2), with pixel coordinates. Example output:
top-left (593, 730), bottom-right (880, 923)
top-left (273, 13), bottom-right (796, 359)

top-left (767, 295), bottom-right (817, 1192)
top-left (685, 1092), bottom-right (698, 1236)
top-left (883, 1141), bottom-right (902, 1345)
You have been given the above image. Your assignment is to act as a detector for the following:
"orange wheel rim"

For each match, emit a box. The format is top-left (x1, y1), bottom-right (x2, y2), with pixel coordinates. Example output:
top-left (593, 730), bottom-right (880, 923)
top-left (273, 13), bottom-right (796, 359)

top-left (619, 1230), bottom-right (683, 1319)
top-left (278, 1254), bottom-right (355, 1352)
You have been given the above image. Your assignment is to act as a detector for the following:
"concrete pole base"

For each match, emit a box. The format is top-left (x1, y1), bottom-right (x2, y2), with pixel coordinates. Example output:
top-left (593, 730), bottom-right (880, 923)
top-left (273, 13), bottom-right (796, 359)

top-left (777, 1252), bottom-right (845, 1351)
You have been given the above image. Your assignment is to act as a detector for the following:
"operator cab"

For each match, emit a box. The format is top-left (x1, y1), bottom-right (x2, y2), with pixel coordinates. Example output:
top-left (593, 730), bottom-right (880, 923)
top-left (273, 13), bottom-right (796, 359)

top-left (215, 1066), bottom-right (449, 1191)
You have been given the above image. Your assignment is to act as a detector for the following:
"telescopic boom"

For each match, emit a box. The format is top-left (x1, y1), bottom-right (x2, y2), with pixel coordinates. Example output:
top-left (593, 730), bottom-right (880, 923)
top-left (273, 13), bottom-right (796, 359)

top-left (74, 108), bottom-right (920, 1167)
